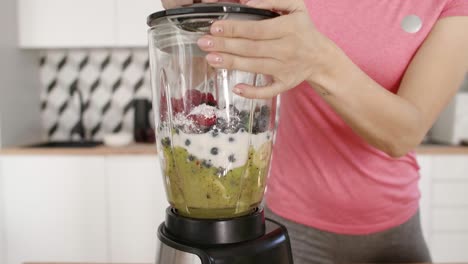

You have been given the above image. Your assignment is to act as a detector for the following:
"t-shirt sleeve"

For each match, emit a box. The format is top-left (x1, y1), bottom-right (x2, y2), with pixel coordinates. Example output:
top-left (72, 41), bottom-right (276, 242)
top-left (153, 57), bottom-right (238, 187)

top-left (439, 0), bottom-right (468, 18)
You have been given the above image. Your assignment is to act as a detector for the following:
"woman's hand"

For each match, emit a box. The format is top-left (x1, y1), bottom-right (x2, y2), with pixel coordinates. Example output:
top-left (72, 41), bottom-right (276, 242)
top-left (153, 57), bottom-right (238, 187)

top-left (162, 0), bottom-right (239, 9)
top-left (199, 0), bottom-right (468, 158)
top-left (197, 0), bottom-right (334, 99)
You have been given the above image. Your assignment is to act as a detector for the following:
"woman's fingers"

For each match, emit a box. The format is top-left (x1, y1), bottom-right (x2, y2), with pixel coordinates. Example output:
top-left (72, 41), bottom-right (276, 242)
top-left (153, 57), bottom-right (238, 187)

top-left (233, 82), bottom-right (283, 99)
top-left (244, 0), bottom-right (306, 12)
top-left (205, 52), bottom-right (278, 75)
top-left (210, 15), bottom-right (290, 40)
top-left (161, 0), bottom-right (192, 9)
top-left (198, 36), bottom-right (283, 58)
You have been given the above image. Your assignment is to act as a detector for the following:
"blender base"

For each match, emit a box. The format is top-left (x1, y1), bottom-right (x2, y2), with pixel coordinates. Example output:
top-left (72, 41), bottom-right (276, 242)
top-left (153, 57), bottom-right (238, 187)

top-left (156, 207), bottom-right (294, 264)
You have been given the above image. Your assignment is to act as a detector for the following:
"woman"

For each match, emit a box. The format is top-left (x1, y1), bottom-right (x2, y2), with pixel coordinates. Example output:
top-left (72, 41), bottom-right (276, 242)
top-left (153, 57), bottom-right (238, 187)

top-left (162, 0), bottom-right (468, 263)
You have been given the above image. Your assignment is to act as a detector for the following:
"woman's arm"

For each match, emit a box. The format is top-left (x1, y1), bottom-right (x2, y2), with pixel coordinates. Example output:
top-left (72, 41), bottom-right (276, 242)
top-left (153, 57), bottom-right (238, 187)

top-left (309, 17), bottom-right (468, 157)
top-left (197, 0), bottom-right (468, 157)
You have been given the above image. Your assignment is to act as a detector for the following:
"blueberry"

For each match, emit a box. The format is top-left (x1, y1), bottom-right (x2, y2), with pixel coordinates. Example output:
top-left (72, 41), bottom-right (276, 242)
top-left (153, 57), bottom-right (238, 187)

top-left (239, 128), bottom-right (246, 133)
top-left (229, 105), bottom-right (240, 116)
top-left (210, 147), bottom-right (219, 155)
top-left (228, 137), bottom-right (235, 142)
top-left (216, 118), bottom-right (228, 130)
top-left (253, 116), bottom-right (269, 134)
top-left (260, 105), bottom-right (270, 117)
top-left (228, 154), bottom-right (236, 162)
top-left (202, 160), bottom-right (212, 168)
top-left (212, 129), bottom-right (219, 137)
top-left (161, 137), bottom-right (171, 147)
top-left (216, 167), bottom-right (226, 176)
top-left (185, 139), bottom-right (191, 146)
top-left (239, 111), bottom-right (250, 122)
top-left (188, 155), bottom-right (195, 162)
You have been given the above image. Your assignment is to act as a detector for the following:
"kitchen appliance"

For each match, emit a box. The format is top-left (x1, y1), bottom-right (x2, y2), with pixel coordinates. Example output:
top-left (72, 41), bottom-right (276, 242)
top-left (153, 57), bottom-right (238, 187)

top-left (147, 3), bottom-right (293, 264)
top-left (134, 98), bottom-right (155, 143)
top-left (430, 93), bottom-right (468, 145)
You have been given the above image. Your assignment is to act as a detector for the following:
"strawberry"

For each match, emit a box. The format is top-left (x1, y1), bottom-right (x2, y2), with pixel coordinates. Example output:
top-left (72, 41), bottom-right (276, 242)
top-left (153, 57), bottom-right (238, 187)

top-left (188, 114), bottom-right (217, 127)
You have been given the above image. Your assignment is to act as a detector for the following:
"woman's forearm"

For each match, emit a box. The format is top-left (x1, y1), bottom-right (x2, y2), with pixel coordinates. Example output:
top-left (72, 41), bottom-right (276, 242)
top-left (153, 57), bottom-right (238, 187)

top-left (307, 45), bottom-right (426, 158)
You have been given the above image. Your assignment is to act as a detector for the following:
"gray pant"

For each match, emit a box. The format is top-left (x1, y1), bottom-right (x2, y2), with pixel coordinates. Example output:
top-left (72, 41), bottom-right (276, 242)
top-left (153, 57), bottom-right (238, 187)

top-left (265, 207), bottom-right (432, 264)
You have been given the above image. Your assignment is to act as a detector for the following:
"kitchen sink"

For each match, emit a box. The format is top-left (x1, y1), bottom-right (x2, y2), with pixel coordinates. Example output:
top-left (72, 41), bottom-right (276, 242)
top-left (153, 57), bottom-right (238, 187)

top-left (25, 140), bottom-right (103, 148)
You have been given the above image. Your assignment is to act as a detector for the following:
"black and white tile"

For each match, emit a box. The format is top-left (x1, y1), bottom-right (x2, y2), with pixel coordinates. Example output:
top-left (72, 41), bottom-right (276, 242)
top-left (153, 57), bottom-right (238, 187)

top-left (39, 48), bottom-right (152, 141)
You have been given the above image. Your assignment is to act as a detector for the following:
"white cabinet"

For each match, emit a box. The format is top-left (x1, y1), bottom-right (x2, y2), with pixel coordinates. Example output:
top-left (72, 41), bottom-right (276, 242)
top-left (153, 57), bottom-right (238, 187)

top-left (1, 154), bottom-right (166, 264)
top-left (424, 155), bottom-right (468, 263)
top-left (116, 0), bottom-right (163, 46)
top-left (0, 159), bottom-right (6, 264)
top-left (2, 155), bottom-right (108, 264)
top-left (18, 0), bottom-right (116, 48)
top-left (107, 156), bottom-right (167, 263)
top-left (18, 0), bottom-right (163, 48)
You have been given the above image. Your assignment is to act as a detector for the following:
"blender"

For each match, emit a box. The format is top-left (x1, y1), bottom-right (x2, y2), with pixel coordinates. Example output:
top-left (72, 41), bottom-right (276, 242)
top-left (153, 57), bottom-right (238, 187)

top-left (147, 3), bottom-right (293, 263)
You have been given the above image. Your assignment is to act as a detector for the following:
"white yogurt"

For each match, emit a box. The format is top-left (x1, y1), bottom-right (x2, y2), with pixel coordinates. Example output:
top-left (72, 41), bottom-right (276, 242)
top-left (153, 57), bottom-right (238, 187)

top-left (172, 130), bottom-right (271, 169)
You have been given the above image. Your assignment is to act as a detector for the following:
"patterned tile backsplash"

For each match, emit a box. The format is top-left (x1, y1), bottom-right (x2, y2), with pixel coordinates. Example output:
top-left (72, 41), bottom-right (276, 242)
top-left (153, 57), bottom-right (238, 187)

top-left (39, 48), bottom-right (153, 141)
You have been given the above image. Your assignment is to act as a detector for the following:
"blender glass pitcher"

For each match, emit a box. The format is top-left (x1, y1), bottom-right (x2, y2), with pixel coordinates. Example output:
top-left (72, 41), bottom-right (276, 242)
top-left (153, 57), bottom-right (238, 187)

top-left (148, 3), bottom-right (279, 219)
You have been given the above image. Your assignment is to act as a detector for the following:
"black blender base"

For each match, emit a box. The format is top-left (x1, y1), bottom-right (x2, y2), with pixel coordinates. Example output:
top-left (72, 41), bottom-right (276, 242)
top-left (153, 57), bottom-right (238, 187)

top-left (156, 207), bottom-right (294, 264)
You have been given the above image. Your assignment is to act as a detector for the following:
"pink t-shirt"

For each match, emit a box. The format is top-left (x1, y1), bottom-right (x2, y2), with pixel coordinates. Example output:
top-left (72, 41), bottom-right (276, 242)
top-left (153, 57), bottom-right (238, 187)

top-left (266, 0), bottom-right (468, 235)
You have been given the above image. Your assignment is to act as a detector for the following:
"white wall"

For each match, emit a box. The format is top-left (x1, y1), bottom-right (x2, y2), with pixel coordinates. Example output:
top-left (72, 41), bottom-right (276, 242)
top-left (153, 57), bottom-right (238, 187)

top-left (0, 0), bottom-right (42, 148)
top-left (0, 0), bottom-right (42, 262)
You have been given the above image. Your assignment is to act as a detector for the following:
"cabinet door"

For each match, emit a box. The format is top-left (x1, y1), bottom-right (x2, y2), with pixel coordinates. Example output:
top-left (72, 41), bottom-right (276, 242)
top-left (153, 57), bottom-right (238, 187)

top-left (18, 0), bottom-right (115, 48)
top-left (430, 155), bottom-right (468, 262)
top-left (107, 155), bottom-right (167, 263)
top-left (116, 0), bottom-right (163, 46)
top-left (2, 156), bottom-right (107, 264)
top-left (431, 232), bottom-right (468, 262)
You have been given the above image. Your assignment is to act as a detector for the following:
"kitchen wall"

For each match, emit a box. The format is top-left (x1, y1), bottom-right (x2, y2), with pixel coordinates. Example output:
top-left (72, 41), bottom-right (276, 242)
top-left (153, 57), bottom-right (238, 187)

top-left (39, 48), bottom-right (152, 141)
top-left (1, 0), bottom-right (42, 260)
top-left (0, 0), bottom-right (41, 148)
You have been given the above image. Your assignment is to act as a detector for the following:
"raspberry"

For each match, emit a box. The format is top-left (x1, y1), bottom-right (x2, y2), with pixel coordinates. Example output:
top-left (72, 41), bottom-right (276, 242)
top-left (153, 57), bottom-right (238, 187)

top-left (159, 95), bottom-right (168, 120)
top-left (188, 114), bottom-right (217, 127)
top-left (203, 92), bottom-right (217, 106)
top-left (171, 98), bottom-right (185, 114)
top-left (185, 89), bottom-right (203, 109)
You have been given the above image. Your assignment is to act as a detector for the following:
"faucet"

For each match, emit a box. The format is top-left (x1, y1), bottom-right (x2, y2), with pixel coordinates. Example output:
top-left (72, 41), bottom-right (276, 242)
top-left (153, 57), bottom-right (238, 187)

top-left (70, 86), bottom-right (86, 140)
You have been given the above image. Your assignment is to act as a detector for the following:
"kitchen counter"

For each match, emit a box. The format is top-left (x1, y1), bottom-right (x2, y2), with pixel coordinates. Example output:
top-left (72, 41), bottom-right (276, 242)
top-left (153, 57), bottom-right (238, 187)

top-left (0, 143), bottom-right (157, 156)
top-left (415, 144), bottom-right (468, 155)
top-left (1, 143), bottom-right (468, 156)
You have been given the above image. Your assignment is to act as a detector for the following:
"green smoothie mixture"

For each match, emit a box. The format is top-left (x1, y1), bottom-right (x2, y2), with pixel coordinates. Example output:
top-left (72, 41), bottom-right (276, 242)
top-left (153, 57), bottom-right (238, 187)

top-left (161, 140), bottom-right (272, 219)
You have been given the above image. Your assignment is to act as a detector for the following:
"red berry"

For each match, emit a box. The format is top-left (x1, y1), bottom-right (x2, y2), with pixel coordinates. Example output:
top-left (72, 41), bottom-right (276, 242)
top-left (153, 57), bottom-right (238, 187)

top-left (171, 98), bottom-right (185, 114)
top-left (203, 92), bottom-right (217, 106)
top-left (185, 90), bottom-right (203, 107)
top-left (160, 95), bottom-right (168, 120)
top-left (188, 114), bottom-right (217, 127)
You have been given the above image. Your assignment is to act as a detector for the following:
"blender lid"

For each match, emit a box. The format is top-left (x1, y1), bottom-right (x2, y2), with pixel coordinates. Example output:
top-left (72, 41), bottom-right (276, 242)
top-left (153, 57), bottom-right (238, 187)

top-left (147, 3), bottom-right (279, 27)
